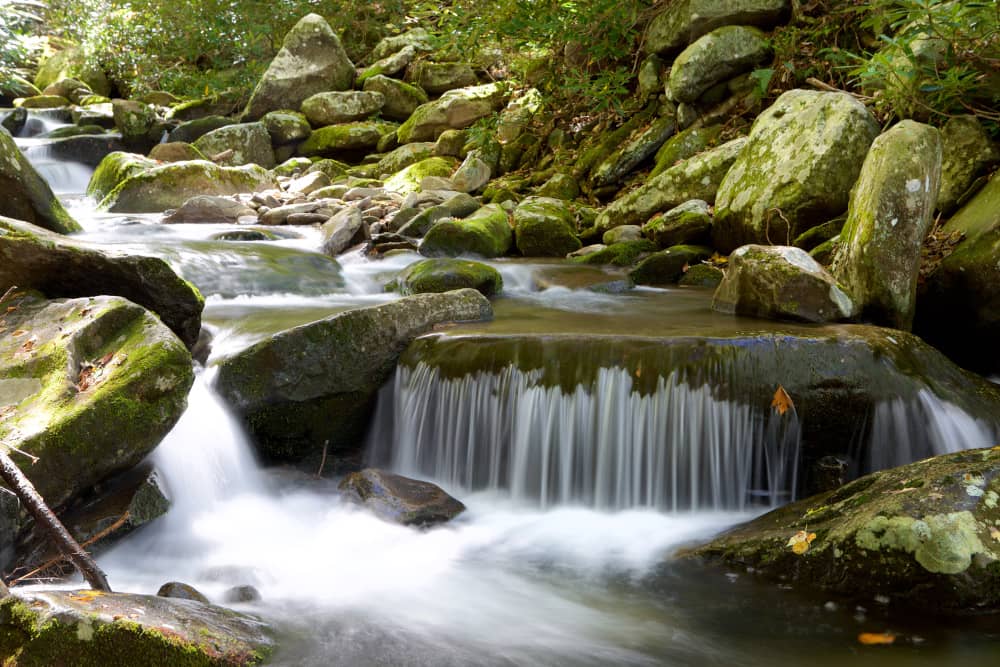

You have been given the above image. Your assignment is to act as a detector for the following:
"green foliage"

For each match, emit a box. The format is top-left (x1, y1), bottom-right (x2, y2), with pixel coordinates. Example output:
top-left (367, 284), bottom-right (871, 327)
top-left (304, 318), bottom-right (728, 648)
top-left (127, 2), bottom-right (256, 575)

top-left (0, 0), bottom-right (44, 90)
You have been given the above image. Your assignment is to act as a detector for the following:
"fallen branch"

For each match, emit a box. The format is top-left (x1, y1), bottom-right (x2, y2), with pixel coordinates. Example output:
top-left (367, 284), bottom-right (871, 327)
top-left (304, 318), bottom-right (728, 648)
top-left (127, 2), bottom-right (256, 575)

top-left (0, 450), bottom-right (111, 592)
top-left (10, 511), bottom-right (131, 587)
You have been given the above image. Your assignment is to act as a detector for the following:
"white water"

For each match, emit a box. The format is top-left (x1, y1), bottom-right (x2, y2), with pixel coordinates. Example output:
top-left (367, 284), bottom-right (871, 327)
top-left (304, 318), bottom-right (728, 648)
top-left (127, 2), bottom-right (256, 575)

top-left (17, 140), bottom-right (95, 194)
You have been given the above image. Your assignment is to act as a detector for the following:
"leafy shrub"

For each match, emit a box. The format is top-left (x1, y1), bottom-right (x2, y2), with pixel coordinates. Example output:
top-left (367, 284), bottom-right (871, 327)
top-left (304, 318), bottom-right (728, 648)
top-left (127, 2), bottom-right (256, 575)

top-left (0, 0), bottom-right (44, 91)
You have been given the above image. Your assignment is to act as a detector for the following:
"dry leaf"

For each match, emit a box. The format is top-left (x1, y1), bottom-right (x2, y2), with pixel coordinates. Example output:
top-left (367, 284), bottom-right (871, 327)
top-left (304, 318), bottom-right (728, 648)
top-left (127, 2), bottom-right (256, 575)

top-left (11, 329), bottom-right (27, 337)
top-left (771, 385), bottom-right (794, 416)
top-left (786, 530), bottom-right (816, 555)
top-left (19, 337), bottom-right (35, 353)
top-left (69, 590), bottom-right (105, 603)
top-left (990, 527), bottom-right (1000, 543)
top-left (858, 632), bottom-right (896, 645)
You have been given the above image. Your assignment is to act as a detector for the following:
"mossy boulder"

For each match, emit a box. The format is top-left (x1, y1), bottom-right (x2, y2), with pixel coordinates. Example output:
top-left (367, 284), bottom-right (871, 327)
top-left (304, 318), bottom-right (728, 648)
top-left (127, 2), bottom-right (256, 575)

top-left (0, 127), bottom-right (81, 234)
top-left (535, 173), bottom-right (579, 201)
top-left (243, 13), bottom-right (355, 121)
top-left (590, 116), bottom-right (676, 188)
top-left (370, 28), bottom-right (433, 61)
top-left (668, 26), bottom-right (771, 104)
top-left (148, 142), bottom-right (206, 163)
top-left (111, 99), bottom-right (161, 151)
top-left (630, 245), bottom-right (713, 285)
top-left (192, 122), bottom-right (275, 168)
top-left (214, 289), bottom-right (493, 463)
top-left (0, 589), bottom-right (271, 666)
top-left (87, 151), bottom-right (159, 201)
top-left (384, 156), bottom-right (457, 195)
top-left (793, 218), bottom-right (843, 251)
top-left (16, 95), bottom-right (70, 109)
top-left (357, 45), bottom-right (417, 84)
top-left (513, 197), bottom-right (581, 257)
top-left (644, 0), bottom-right (790, 56)
top-left (713, 90), bottom-right (880, 253)
top-left (0, 292), bottom-right (193, 509)
top-left (936, 115), bottom-right (999, 214)
top-left (362, 75), bottom-right (429, 122)
top-left (260, 110), bottom-right (311, 145)
top-left (832, 120), bottom-right (941, 331)
top-left (0, 216), bottom-right (204, 346)
top-left (642, 199), bottom-right (712, 248)
top-left (43, 124), bottom-right (104, 140)
top-left (394, 258), bottom-right (503, 297)
top-left (340, 469), bottom-right (466, 527)
top-left (678, 262), bottom-right (724, 287)
top-left (450, 150), bottom-right (491, 194)
top-left (168, 116), bottom-right (232, 144)
top-left (713, 244), bottom-right (856, 323)
top-left (685, 447), bottom-right (1000, 613)
top-left (406, 61), bottom-right (477, 95)
top-left (375, 142), bottom-right (435, 177)
top-left (99, 160), bottom-right (278, 214)
top-left (42, 77), bottom-right (92, 105)
top-left (397, 83), bottom-right (505, 144)
top-left (916, 173), bottom-right (1000, 373)
top-left (594, 137), bottom-right (746, 235)
top-left (301, 91), bottom-right (385, 127)
top-left (420, 204), bottom-right (513, 258)
top-left (650, 124), bottom-right (724, 178)
top-left (297, 121), bottom-right (397, 159)
top-left (571, 239), bottom-right (657, 266)
top-left (33, 46), bottom-right (110, 97)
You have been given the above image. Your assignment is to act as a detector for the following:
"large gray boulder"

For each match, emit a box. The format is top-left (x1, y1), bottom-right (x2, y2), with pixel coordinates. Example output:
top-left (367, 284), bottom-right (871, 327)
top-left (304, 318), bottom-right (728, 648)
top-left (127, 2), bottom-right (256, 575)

top-left (214, 290), bottom-right (493, 463)
top-left (0, 216), bottom-right (204, 347)
top-left (644, 0), bottom-right (790, 55)
top-left (243, 13), bottom-right (355, 121)
top-left (0, 292), bottom-right (193, 509)
top-left (712, 90), bottom-right (880, 253)
top-left (420, 204), bottom-right (514, 258)
top-left (301, 90), bottom-right (385, 127)
top-left (362, 75), bottom-right (429, 122)
top-left (192, 122), bottom-right (275, 168)
top-left (668, 26), bottom-right (772, 104)
top-left (832, 120), bottom-right (941, 330)
top-left (513, 197), bottom-right (581, 257)
top-left (685, 447), bottom-right (1000, 613)
top-left (937, 115), bottom-right (999, 213)
top-left (406, 61), bottom-right (477, 95)
top-left (0, 127), bottom-right (81, 234)
top-left (0, 589), bottom-right (271, 665)
top-left (112, 99), bottom-right (160, 150)
top-left (397, 83), bottom-right (505, 143)
top-left (713, 244), bottom-right (856, 323)
top-left (594, 137), bottom-right (746, 235)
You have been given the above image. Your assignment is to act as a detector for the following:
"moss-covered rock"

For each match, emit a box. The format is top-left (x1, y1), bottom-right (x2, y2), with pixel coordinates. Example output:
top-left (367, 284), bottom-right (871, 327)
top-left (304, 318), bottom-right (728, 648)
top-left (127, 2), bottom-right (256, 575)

top-left (571, 239), bottom-right (657, 266)
top-left (394, 258), bottom-right (503, 297)
top-left (168, 116), bottom-right (232, 144)
top-left (594, 137), bottom-right (745, 235)
top-left (42, 77), bottom-right (92, 105)
top-left (513, 197), bottom-right (581, 257)
top-left (650, 124), bottom-right (724, 177)
top-left (370, 28), bottom-right (433, 61)
top-left (375, 142), bottom-right (435, 177)
top-left (535, 173), bottom-right (579, 201)
top-left (384, 156), bottom-right (457, 194)
top-left (192, 122), bottom-right (275, 168)
top-left (17, 95), bottom-right (70, 109)
top-left (357, 45), bottom-right (417, 84)
top-left (301, 90), bottom-right (385, 127)
top-left (644, 0), bottom-right (790, 56)
top-left (0, 127), bottom-right (81, 234)
top-left (99, 160), bottom-right (278, 213)
top-left (112, 99), bottom-right (160, 151)
top-left (832, 120), bottom-right (941, 331)
top-left (936, 115), bottom-right (999, 214)
top-left (260, 110), bottom-right (312, 145)
top-left (450, 150), bottom-right (491, 194)
top-left (642, 199), bottom-right (712, 248)
top-left (684, 447), bottom-right (1000, 613)
top-left (678, 262), bottom-right (724, 287)
top-left (590, 116), bottom-right (676, 188)
top-left (243, 13), bottom-right (355, 121)
top-left (214, 289), bottom-right (492, 463)
top-left (630, 245), bottom-right (712, 285)
top-left (340, 469), bottom-right (466, 527)
top-left (87, 151), bottom-right (159, 201)
top-left (713, 244), bottom-right (856, 323)
top-left (297, 121), bottom-right (397, 159)
top-left (362, 75), bottom-right (429, 122)
top-left (407, 61), bottom-right (478, 95)
top-left (34, 46), bottom-right (110, 97)
top-left (668, 26), bottom-right (771, 103)
top-left (792, 217), bottom-right (843, 251)
top-left (397, 83), bottom-right (505, 144)
top-left (420, 204), bottom-right (513, 258)
top-left (0, 292), bottom-right (193, 509)
top-left (0, 589), bottom-right (271, 666)
top-left (148, 142), bottom-right (206, 163)
top-left (713, 90), bottom-right (880, 253)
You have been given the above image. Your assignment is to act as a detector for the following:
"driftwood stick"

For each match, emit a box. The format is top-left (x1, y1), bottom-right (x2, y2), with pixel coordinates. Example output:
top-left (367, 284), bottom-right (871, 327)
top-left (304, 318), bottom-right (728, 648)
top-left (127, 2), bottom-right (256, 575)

top-left (10, 511), bottom-right (131, 587)
top-left (0, 450), bottom-right (112, 592)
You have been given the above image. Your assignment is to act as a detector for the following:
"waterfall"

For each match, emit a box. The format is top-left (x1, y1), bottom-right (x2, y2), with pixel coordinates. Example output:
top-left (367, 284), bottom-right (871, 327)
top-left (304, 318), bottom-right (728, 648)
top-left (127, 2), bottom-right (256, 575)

top-left (18, 141), bottom-right (94, 194)
top-left (369, 361), bottom-right (800, 512)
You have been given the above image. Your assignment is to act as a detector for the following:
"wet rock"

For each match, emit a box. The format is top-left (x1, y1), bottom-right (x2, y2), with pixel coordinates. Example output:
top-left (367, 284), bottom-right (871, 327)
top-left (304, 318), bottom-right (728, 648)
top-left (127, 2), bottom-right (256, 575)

top-left (112, 99), bottom-right (161, 151)
top-left (936, 115), bottom-right (999, 214)
top-left (406, 61), bottom-right (477, 95)
top-left (362, 75), bottom-right (429, 122)
top-left (193, 122), bottom-right (275, 169)
top-left (630, 245), bottom-right (713, 286)
top-left (321, 206), bottom-right (365, 256)
top-left (571, 239), bottom-right (657, 266)
top-left (0, 126), bottom-right (81, 234)
top-left (668, 26), bottom-right (771, 103)
top-left (713, 244), bottom-right (856, 323)
top-left (394, 258), bottom-right (503, 297)
top-left (340, 469), bottom-right (466, 527)
top-left (713, 90), bottom-right (880, 253)
top-left (595, 137), bottom-right (745, 234)
top-left (0, 291), bottom-right (193, 510)
top-left (514, 197), bottom-right (581, 257)
top-left (297, 121), bottom-right (397, 159)
top-left (832, 120), bottom-right (941, 330)
top-left (17, 95), bottom-right (70, 109)
top-left (421, 204), bottom-right (513, 258)
top-left (678, 263), bottom-right (724, 287)
top-left (157, 581), bottom-right (210, 604)
top-left (397, 83), bottom-right (506, 143)
top-left (301, 90), bottom-right (385, 127)
top-left (0, 216), bottom-right (204, 346)
top-left (642, 199), bottom-right (712, 248)
top-left (162, 195), bottom-right (257, 224)
top-left (214, 290), bottom-right (493, 463)
top-left (87, 151), bottom-right (159, 201)
top-left (450, 151), bottom-right (491, 193)
top-left (223, 585), bottom-right (262, 604)
top-left (0, 589), bottom-right (271, 665)
top-left (684, 447), bottom-right (1000, 613)
top-left (244, 13), bottom-right (355, 121)
top-left (1, 107), bottom-right (26, 134)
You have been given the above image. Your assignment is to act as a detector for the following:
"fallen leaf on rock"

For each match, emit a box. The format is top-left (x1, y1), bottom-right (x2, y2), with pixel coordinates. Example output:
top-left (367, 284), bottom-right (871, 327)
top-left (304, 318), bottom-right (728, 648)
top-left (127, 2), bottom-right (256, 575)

top-left (11, 329), bottom-right (27, 337)
top-left (858, 632), bottom-right (896, 645)
top-left (990, 527), bottom-right (1000, 542)
top-left (787, 530), bottom-right (816, 554)
top-left (771, 385), bottom-right (794, 416)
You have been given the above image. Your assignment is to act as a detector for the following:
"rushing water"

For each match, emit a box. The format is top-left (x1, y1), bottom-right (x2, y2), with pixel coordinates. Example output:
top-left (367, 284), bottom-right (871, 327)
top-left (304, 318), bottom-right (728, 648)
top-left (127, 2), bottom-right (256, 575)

top-left (10, 116), bottom-right (1000, 665)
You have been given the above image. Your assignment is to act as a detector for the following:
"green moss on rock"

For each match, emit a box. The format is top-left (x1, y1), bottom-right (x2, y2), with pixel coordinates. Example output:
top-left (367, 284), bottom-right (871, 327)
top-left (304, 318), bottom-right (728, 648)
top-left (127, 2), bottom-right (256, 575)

top-left (394, 258), bottom-right (503, 297)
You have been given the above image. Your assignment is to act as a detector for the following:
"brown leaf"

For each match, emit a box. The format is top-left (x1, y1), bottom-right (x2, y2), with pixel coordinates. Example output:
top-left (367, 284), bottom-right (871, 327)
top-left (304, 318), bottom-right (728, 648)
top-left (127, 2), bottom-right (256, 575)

top-left (98, 352), bottom-right (115, 366)
top-left (858, 632), bottom-right (896, 646)
top-left (11, 329), bottom-right (27, 337)
top-left (19, 337), bottom-right (35, 353)
top-left (771, 385), bottom-right (795, 416)
top-left (786, 530), bottom-right (816, 555)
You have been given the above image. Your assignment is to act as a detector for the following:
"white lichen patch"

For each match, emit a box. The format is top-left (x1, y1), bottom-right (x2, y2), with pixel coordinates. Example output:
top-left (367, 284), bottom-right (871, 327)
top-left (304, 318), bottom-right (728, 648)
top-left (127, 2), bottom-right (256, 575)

top-left (856, 511), bottom-right (989, 575)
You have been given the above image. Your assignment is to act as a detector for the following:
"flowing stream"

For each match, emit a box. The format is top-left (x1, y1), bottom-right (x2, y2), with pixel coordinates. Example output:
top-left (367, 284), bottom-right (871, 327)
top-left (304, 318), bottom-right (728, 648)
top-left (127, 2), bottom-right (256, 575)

top-left (9, 112), bottom-right (1000, 665)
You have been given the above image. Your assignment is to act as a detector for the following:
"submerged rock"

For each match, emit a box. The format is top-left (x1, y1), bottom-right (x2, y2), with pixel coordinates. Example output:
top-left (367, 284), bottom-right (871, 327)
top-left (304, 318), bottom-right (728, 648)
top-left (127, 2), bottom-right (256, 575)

top-left (243, 13), bottom-right (355, 121)
top-left (0, 127), bottom-right (81, 234)
top-left (394, 258), bottom-right (503, 297)
top-left (630, 245), bottom-right (712, 286)
top-left (157, 581), bottom-right (210, 604)
top-left (340, 469), bottom-right (466, 527)
top-left (214, 290), bottom-right (493, 463)
top-left (0, 216), bottom-right (204, 346)
top-left (0, 589), bottom-right (272, 665)
top-left (684, 447), bottom-right (1000, 613)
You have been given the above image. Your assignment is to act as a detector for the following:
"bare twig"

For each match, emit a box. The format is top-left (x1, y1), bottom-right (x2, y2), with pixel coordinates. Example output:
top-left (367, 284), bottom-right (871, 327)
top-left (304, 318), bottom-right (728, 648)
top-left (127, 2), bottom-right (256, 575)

top-left (10, 511), bottom-right (130, 587)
